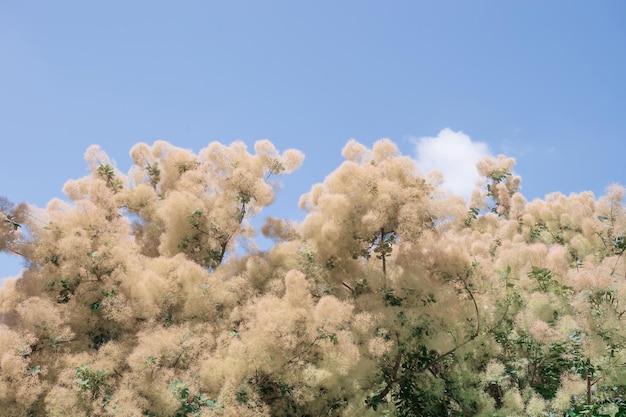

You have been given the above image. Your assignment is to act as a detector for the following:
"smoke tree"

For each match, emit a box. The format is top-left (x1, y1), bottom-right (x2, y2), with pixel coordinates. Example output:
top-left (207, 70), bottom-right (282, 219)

top-left (0, 138), bottom-right (625, 416)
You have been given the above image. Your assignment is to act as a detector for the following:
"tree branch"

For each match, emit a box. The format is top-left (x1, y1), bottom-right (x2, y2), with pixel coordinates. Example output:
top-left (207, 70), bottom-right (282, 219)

top-left (460, 274), bottom-right (480, 338)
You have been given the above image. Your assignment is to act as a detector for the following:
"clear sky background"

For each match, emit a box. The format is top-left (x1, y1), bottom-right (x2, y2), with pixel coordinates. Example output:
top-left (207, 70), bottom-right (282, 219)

top-left (1, 1), bottom-right (625, 282)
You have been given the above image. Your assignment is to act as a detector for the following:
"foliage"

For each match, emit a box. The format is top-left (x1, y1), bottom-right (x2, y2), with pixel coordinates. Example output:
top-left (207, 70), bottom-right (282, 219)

top-left (171, 380), bottom-right (219, 416)
top-left (0, 138), bottom-right (625, 416)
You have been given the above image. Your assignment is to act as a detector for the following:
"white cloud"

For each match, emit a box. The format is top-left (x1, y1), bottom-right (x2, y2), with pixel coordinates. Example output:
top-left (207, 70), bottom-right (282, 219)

top-left (414, 128), bottom-right (491, 200)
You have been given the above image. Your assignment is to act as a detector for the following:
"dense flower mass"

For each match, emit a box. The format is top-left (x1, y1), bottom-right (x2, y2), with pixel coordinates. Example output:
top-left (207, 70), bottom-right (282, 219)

top-left (1, 138), bottom-right (625, 416)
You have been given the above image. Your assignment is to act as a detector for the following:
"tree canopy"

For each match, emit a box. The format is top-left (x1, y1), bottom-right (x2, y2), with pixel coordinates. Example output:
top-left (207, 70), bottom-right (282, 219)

top-left (1, 138), bottom-right (625, 417)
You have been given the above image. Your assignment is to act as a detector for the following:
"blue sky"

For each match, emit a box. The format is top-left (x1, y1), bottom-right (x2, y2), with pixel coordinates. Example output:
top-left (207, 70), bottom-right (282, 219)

top-left (1, 1), bottom-right (625, 282)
